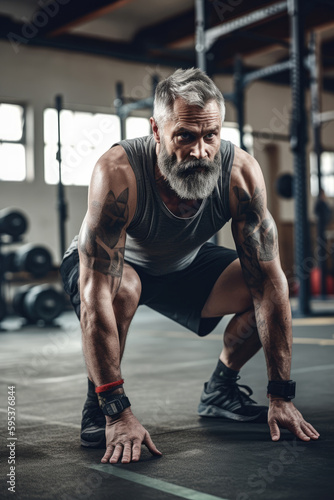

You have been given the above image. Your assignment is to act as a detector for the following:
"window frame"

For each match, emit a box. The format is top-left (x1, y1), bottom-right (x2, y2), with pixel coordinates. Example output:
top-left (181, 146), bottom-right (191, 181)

top-left (0, 101), bottom-right (27, 181)
top-left (310, 149), bottom-right (334, 198)
top-left (43, 106), bottom-right (122, 187)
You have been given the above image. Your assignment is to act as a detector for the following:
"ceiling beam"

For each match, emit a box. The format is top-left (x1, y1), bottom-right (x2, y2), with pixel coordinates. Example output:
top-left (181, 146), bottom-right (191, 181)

top-left (134, 0), bottom-right (280, 50)
top-left (0, 15), bottom-right (194, 67)
top-left (133, 8), bottom-right (194, 48)
top-left (32, 0), bottom-right (132, 37)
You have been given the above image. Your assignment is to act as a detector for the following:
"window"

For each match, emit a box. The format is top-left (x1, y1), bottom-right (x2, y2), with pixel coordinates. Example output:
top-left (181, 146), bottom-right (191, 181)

top-left (0, 103), bottom-right (26, 181)
top-left (126, 117), bottom-right (151, 139)
top-left (44, 109), bottom-right (120, 186)
top-left (221, 122), bottom-right (253, 155)
top-left (310, 152), bottom-right (334, 197)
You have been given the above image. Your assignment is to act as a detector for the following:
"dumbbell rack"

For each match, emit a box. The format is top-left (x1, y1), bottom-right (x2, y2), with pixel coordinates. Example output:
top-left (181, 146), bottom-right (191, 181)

top-left (0, 233), bottom-right (23, 328)
top-left (0, 232), bottom-right (64, 329)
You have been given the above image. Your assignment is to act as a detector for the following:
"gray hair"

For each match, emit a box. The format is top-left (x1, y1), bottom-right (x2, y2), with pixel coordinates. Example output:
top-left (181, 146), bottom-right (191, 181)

top-left (153, 68), bottom-right (225, 128)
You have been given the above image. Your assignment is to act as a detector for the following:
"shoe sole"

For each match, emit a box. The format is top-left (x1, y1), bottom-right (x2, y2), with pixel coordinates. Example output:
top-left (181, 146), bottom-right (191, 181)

top-left (198, 403), bottom-right (267, 422)
top-left (81, 437), bottom-right (106, 448)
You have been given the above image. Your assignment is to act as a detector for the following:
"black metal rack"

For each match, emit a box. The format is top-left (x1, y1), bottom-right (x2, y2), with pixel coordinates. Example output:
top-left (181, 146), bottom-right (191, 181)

top-left (114, 75), bottom-right (159, 141)
top-left (195, 0), bottom-right (312, 316)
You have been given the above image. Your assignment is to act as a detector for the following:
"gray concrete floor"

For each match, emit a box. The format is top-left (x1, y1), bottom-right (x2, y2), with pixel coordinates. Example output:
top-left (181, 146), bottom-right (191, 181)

top-left (0, 304), bottom-right (333, 500)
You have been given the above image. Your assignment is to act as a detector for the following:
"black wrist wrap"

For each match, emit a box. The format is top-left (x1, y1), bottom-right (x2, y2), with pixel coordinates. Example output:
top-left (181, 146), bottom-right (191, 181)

top-left (267, 380), bottom-right (296, 400)
top-left (97, 392), bottom-right (131, 418)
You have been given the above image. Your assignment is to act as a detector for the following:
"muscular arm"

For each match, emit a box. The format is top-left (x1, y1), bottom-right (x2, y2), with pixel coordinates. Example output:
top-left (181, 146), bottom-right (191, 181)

top-left (230, 149), bottom-right (319, 441)
top-left (78, 147), bottom-right (136, 389)
top-left (230, 150), bottom-right (292, 381)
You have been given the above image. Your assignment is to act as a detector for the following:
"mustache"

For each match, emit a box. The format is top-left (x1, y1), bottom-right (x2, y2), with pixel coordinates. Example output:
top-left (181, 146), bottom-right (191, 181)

top-left (176, 159), bottom-right (216, 177)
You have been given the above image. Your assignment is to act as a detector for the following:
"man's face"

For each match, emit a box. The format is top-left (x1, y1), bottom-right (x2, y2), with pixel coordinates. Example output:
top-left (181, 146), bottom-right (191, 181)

top-left (156, 98), bottom-right (222, 200)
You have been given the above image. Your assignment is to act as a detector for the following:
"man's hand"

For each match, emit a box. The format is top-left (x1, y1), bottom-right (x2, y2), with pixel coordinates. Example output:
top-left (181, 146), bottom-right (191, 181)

top-left (101, 408), bottom-right (162, 464)
top-left (268, 398), bottom-right (320, 442)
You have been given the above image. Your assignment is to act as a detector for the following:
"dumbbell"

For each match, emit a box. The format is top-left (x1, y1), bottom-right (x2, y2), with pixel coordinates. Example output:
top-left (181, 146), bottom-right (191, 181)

top-left (12, 284), bottom-right (35, 318)
top-left (13, 285), bottom-right (65, 324)
top-left (0, 208), bottom-right (28, 237)
top-left (8, 244), bottom-right (52, 277)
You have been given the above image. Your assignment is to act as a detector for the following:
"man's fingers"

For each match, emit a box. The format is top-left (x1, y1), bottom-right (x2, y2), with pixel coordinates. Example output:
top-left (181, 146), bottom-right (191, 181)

top-left (110, 443), bottom-right (124, 463)
top-left (300, 422), bottom-right (319, 440)
top-left (121, 442), bottom-right (132, 464)
top-left (143, 431), bottom-right (162, 456)
top-left (101, 445), bottom-right (114, 463)
top-left (131, 439), bottom-right (142, 462)
top-left (292, 426), bottom-right (311, 441)
top-left (303, 421), bottom-right (320, 438)
top-left (269, 419), bottom-right (281, 441)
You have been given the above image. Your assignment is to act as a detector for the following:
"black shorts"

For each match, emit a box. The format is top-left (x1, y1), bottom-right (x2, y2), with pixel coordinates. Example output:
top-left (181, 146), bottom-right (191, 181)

top-left (60, 243), bottom-right (238, 337)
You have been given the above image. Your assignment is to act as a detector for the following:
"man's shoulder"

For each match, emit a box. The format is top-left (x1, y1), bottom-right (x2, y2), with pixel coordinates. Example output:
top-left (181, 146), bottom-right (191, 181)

top-left (95, 145), bottom-right (134, 184)
top-left (230, 145), bottom-right (262, 188)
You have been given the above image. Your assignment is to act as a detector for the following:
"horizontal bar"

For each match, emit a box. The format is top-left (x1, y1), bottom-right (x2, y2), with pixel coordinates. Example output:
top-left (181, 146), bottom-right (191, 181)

top-left (243, 60), bottom-right (291, 86)
top-left (318, 110), bottom-right (334, 123)
top-left (0, 139), bottom-right (25, 145)
top-left (252, 130), bottom-right (290, 142)
top-left (222, 92), bottom-right (235, 103)
top-left (116, 96), bottom-right (154, 118)
top-left (205, 1), bottom-right (287, 50)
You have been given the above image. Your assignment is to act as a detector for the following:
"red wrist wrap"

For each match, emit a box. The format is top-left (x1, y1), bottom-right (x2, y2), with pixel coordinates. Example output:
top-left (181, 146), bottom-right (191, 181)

top-left (95, 379), bottom-right (124, 393)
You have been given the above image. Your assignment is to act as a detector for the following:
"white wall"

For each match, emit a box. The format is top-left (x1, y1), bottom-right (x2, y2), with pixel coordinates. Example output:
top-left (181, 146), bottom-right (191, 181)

top-left (1, 40), bottom-right (333, 260)
top-left (0, 41), bottom-right (171, 263)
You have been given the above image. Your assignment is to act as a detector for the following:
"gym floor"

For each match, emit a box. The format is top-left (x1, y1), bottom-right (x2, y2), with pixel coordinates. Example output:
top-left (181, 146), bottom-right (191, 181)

top-left (0, 302), bottom-right (333, 500)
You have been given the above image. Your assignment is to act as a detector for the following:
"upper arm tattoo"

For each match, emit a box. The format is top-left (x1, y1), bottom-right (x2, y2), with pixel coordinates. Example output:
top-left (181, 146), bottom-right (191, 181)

top-left (79, 188), bottom-right (129, 276)
top-left (233, 186), bottom-right (278, 293)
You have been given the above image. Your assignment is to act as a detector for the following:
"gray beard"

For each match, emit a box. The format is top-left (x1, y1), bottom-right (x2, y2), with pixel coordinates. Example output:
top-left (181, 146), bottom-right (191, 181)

top-left (157, 140), bottom-right (221, 200)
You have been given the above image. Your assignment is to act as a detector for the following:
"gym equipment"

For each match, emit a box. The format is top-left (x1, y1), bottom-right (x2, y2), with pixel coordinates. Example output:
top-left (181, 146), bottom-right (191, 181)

top-left (276, 173), bottom-right (294, 199)
top-left (55, 94), bottom-right (68, 260)
top-left (13, 284), bottom-right (64, 324)
top-left (115, 75), bottom-right (159, 141)
top-left (12, 284), bottom-right (35, 318)
top-left (0, 207), bottom-right (63, 325)
top-left (195, 0), bottom-right (311, 316)
top-left (0, 208), bottom-right (28, 238)
top-left (13, 244), bottom-right (52, 277)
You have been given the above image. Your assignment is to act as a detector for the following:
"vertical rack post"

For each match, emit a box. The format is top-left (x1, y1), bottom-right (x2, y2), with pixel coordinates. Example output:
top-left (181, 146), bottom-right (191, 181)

top-left (115, 82), bottom-right (126, 140)
top-left (195, 0), bottom-right (207, 72)
top-left (234, 56), bottom-right (246, 152)
top-left (55, 95), bottom-right (67, 260)
top-left (289, 0), bottom-right (311, 315)
top-left (309, 31), bottom-right (327, 298)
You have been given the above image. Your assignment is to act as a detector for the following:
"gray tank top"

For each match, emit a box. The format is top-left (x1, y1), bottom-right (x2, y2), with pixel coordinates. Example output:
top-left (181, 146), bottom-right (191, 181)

top-left (116, 135), bottom-right (234, 276)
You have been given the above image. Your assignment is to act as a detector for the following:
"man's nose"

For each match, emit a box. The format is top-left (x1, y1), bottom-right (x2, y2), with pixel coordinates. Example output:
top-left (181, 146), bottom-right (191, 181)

top-left (189, 139), bottom-right (208, 160)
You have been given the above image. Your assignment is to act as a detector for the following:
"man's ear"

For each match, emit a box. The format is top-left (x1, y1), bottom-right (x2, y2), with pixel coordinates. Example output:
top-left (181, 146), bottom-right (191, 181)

top-left (150, 117), bottom-right (160, 143)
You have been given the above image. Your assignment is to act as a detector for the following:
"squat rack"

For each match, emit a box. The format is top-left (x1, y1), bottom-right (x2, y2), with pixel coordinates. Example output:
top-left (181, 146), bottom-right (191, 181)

top-left (114, 75), bottom-right (159, 141)
top-left (308, 32), bottom-right (334, 298)
top-left (195, 0), bottom-right (311, 316)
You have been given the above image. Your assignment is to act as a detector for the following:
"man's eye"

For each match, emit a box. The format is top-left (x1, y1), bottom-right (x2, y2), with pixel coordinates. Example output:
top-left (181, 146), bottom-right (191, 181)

top-left (206, 133), bottom-right (215, 139)
top-left (179, 132), bottom-right (192, 141)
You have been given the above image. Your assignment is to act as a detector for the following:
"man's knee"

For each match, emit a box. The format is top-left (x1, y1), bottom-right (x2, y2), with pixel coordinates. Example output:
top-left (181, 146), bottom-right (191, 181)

top-left (114, 264), bottom-right (142, 316)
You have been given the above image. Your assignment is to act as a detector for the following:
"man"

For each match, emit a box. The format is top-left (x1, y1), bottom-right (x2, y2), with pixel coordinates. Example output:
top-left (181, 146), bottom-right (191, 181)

top-left (60, 68), bottom-right (319, 465)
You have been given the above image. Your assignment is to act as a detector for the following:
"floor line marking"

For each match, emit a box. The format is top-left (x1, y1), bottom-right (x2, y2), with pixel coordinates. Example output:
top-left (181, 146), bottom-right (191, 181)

top-left (88, 464), bottom-right (230, 500)
top-left (164, 331), bottom-right (334, 345)
top-left (32, 373), bottom-right (87, 384)
top-left (292, 363), bottom-right (334, 374)
top-left (292, 317), bottom-right (334, 326)
top-left (292, 337), bottom-right (334, 346)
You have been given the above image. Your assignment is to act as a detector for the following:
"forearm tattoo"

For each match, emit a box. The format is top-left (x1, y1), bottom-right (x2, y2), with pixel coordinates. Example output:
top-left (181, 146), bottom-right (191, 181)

top-left (79, 188), bottom-right (129, 276)
top-left (233, 186), bottom-right (278, 295)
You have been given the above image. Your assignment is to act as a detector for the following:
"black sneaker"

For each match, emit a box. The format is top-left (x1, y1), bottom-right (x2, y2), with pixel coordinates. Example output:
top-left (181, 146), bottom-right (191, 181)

top-left (81, 398), bottom-right (106, 448)
top-left (198, 376), bottom-right (268, 423)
